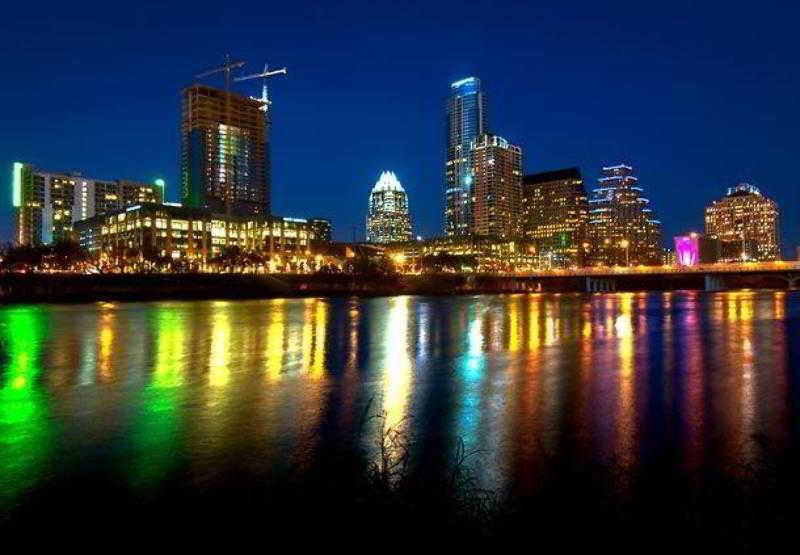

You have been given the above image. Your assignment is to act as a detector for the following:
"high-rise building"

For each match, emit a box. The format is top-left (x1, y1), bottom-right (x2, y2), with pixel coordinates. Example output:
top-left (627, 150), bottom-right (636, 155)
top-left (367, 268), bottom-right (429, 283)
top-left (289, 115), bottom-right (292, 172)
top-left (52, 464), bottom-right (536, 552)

top-left (704, 183), bottom-right (780, 261)
top-left (12, 162), bottom-right (163, 245)
top-left (586, 164), bottom-right (662, 266)
top-left (521, 167), bottom-right (588, 267)
top-left (445, 77), bottom-right (487, 237)
top-left (181, 84), bottom-right (269, 216)
top-left (470, 134), bottom-right (522, 239)
top-left (366, 171), bottom-right (412, 244)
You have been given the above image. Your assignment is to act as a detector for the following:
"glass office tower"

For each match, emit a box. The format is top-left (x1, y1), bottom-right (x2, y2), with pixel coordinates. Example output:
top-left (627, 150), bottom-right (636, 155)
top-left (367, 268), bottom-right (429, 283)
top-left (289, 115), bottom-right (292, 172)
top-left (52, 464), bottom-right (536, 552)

top-left (445, 77), bottom-right (487, 237)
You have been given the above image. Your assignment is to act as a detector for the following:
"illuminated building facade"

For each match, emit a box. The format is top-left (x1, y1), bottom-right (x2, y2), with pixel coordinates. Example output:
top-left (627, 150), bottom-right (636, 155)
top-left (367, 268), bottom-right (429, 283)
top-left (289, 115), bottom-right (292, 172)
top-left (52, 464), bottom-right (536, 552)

top-left (181, 84), bottom-right (269, 216)
top-left (586, 164), bottom-right (662, 266)
top-left (309, 217), bottom-right (332, 243)
top-left (445, 77), bottom-right (487, 237)
top-left (386, 236), bottom-right (537, 273)
top-left (521, 167), bottom-right (588, 267)
top-left (673, 233), bottom-right (721, 266)
top-left (366, 171), bottom-right (412, 244)
top-left (470, 134), bottom-right (522, 239)
top-left (75, 203), bottom-right (321, 271)
top-left (12, 162), bottom-right (163, 246)
top-left (704, 183), bottom-right (780, 261)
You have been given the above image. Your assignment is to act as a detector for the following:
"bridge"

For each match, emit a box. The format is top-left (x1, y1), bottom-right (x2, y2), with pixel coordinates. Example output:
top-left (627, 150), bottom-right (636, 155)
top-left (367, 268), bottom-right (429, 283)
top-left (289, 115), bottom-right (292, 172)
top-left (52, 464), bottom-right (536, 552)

top-left (473, 261), bottom-right (800, 293)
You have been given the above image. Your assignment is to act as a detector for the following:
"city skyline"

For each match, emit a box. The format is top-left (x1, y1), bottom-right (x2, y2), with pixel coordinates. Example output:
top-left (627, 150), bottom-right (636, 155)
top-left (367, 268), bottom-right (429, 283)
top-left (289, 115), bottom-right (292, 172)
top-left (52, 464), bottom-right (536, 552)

top-left (1, 2), bottom-right (798, 253)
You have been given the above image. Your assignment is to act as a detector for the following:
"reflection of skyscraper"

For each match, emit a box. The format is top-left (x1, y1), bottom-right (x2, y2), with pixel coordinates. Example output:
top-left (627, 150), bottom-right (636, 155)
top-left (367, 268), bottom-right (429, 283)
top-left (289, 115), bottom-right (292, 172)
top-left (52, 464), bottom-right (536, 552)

top-left (587, 164), bottom-right (662, 266)
top-left (445, 77), bottom-right (487, 237)
top-left (366, 171), bottom-right (412, 244)
top-left (470, 134), bottom-right (522, 239)
top-left (704, 183), bottom-right (781, 261)
top-left (181, 84), bottom-right (269, 216)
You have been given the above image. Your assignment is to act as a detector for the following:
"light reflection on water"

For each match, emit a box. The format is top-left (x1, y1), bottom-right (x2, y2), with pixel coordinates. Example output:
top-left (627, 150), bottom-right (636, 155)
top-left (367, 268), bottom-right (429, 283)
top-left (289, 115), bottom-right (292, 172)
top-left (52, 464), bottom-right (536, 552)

top-left (0, 291), bottom-right (798, 506)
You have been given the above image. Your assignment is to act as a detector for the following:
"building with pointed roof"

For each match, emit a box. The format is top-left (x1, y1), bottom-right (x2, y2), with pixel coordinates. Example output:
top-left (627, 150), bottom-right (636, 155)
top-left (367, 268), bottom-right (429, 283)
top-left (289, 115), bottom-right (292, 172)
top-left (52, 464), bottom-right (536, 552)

top-left (366, 171), bottom-right (412, 244)
top-left (586, 164), bottom-right (662, 266)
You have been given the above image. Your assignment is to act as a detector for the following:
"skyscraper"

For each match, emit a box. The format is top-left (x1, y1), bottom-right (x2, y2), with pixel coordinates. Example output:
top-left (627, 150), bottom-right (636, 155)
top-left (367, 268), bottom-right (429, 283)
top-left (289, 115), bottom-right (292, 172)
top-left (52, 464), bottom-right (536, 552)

top-left (445, 77), bottom-right (487, 237)
top-left (366, 171), bottom-right (412, 244)
top-left (704, 183), bottom-right (780, 261)
top-left (12, 162), bottom-right (163, 246)
top-left (181, 84), bottom-right (269, 216)
top-left (521, 168), bottom-right (588, 267)
top-left (470, 134), bottom-right (522, 239)
top-left (586, 164), bottom-right (662, 266)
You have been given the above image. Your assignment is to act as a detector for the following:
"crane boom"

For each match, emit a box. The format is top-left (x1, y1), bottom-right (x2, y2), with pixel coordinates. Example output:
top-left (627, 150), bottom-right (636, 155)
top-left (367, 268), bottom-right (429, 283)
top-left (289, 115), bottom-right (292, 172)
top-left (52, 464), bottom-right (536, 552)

top-left (234, 67), bottom-right (287, 82)
top-left (194, 57), bottom-right (245, 80)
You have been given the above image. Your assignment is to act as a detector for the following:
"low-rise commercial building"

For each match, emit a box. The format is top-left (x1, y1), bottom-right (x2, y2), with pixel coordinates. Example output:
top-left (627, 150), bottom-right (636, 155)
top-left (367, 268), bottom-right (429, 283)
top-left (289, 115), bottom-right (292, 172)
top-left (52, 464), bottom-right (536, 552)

top-left (75, 203), bottom-right (328, 272)
top-left (385, 236), bottom-right (537, 273)
top-left (673, 232), bottom-right (721, 266)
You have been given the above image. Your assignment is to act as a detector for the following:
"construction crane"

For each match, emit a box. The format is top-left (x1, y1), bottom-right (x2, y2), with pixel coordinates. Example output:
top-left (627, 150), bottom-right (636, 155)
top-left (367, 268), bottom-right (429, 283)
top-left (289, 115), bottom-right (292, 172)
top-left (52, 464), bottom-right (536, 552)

top-left (194, 54), bottom-right (246, 91)
top-left (234, 64), bottom-right (287, 111)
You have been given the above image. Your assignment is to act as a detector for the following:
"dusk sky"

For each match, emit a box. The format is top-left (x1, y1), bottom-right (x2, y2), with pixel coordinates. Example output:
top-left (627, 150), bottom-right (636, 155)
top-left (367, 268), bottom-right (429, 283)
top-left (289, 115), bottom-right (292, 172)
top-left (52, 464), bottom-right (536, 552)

top-left (1, 0), bottom-right (797, 251)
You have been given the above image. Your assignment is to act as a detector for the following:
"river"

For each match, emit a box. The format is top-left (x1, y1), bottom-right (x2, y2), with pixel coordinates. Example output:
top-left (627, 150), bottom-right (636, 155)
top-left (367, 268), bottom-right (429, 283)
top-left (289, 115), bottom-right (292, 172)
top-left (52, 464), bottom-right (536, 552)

top-left (1, 291), bottom-right (799, 537)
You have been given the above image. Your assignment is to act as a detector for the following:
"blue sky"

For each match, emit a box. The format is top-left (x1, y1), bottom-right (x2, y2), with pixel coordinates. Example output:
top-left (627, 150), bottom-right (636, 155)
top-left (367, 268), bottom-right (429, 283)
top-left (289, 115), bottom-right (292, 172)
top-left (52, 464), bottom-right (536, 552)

top-left (1, 0), bottom-right (797, 252)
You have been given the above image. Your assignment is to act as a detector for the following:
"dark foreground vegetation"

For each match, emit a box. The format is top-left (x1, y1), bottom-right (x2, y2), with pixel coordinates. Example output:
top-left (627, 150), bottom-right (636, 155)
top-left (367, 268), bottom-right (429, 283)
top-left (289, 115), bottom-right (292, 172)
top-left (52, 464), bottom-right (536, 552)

top-left (1, 404), bottom-right (798, 552)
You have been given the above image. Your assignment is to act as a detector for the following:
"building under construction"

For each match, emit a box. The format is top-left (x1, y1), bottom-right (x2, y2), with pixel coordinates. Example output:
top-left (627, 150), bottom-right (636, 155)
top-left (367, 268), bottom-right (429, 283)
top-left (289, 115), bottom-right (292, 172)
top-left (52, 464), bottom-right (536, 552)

top-left (181, 83), bottom-right (271, 216)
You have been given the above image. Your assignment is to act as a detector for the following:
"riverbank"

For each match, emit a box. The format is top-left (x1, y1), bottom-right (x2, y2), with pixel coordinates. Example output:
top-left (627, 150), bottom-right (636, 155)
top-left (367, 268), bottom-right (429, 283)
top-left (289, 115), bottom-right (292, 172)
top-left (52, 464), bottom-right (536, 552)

top-left (0, 272), bottom-right (536, 303)
top-left (0, 270), bottom-right (792, 303)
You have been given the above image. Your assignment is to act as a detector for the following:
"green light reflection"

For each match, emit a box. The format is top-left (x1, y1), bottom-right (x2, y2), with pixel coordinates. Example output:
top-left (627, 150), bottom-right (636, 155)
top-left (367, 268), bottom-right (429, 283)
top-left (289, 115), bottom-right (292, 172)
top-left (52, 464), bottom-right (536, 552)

top-left (0, 306), bottom-right (52, 506)
top-left (128, 305), bottom-right (186, 490)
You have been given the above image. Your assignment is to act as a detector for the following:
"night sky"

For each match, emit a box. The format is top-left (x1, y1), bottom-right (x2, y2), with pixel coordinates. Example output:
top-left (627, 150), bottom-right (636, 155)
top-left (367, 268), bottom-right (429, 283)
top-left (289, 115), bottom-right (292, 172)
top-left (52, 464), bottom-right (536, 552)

top-left (1, 1), bottom-right (797, 252)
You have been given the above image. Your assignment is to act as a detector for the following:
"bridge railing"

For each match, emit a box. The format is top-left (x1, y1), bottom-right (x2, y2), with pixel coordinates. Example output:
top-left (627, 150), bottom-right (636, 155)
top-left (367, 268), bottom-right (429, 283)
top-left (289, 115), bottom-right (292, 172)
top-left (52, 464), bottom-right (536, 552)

top-left (504, 261), bottom-right (800, 278)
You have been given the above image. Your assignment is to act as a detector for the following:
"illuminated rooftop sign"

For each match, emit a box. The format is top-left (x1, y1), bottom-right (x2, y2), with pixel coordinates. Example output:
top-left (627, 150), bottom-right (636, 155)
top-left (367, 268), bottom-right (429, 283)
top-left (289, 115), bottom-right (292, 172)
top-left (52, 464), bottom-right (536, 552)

top-left (451, 77), bottom-right (477, 88)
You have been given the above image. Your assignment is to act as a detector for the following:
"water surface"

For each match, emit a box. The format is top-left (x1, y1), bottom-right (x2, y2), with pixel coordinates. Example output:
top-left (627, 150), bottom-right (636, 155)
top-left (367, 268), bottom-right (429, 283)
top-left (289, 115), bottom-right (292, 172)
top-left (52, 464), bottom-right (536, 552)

top-left (1, 291), bottom-right (798, 511)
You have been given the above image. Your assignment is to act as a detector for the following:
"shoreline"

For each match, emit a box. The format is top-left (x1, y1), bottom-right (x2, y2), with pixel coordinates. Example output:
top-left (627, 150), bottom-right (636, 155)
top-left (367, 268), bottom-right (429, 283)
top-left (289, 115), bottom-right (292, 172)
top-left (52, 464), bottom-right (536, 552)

top-left (0, 271), bottom-right (793, 304)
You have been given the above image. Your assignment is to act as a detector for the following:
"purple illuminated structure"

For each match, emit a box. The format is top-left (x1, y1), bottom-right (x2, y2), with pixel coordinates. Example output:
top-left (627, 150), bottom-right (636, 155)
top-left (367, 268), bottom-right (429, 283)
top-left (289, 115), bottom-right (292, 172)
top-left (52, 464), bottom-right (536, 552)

top-left (674, 235), bottom-right (700, 266)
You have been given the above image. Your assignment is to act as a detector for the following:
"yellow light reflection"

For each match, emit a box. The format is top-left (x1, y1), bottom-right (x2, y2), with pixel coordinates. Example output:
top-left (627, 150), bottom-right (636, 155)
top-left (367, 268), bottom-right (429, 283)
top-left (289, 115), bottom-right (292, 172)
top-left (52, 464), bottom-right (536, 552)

top-left (311, 300), bottom-right (328, 377)
top-left (347, 302), bottom-right (360, 372)
top-left (98, 313), bottom-right (115, 381)
top-left (301, 298), bottom-right (315, 373)
top-left (209, 303), bottom-right (231, 387)
top-left (382, 297), bottom-right (413, 431)
top-left (265, 300), bottom-right (285, 381)
top-left (527, 294), bottom-right (541, 350)
top-left (616, 293), bottom-right (636, 475)
top-left (508, 296), bottom-right (520, 352)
